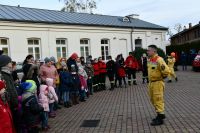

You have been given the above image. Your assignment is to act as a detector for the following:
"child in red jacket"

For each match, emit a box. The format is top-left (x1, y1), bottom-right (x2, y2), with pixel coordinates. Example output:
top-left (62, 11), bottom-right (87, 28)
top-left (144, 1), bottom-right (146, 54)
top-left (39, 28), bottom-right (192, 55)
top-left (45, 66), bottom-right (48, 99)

top-left (0, 80), bottom-right (16, 133)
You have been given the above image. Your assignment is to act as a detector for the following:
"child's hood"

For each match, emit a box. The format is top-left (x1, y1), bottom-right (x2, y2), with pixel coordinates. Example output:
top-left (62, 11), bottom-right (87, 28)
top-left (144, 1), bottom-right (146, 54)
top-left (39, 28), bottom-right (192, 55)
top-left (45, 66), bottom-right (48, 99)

top-left (46, 78), bottom-right (53, 86)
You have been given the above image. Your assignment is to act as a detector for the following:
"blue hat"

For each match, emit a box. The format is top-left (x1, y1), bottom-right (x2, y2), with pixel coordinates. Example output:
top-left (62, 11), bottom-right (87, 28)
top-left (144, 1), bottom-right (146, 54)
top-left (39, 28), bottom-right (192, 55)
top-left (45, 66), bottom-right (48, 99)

top-left (20, 82), bottom-right (32, 91)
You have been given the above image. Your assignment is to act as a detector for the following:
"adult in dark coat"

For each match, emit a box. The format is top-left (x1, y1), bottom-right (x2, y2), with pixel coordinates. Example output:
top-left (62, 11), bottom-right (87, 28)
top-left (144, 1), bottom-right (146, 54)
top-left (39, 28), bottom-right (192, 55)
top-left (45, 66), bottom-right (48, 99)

top-left (67, 53), bottom-right (78, 72)
top-left (0, 55), bottom-right (18, 131)
top-left (22, 55), bottom-right (40, 94)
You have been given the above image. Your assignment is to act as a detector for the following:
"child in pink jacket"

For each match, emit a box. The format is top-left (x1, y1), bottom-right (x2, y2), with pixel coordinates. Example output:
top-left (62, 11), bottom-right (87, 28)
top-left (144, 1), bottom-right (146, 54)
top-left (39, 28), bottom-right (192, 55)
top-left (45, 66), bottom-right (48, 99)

top-left (46, 78), bottom-right (58, 118)
top-left (38, 85), bottom-right (49, 131)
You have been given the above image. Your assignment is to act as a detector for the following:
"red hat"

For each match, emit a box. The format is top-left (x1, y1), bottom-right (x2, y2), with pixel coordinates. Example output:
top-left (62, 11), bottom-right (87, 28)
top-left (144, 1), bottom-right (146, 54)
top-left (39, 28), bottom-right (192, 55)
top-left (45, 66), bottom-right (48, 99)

top-left (71, 53), bottom-right (78, 60)
top-left (0, 80), bottom-right (6, 90)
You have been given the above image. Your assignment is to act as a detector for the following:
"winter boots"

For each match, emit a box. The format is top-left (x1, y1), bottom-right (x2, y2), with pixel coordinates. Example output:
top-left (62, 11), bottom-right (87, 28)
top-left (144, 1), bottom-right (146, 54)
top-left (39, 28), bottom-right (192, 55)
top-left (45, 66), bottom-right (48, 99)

top-left (151, 114), bottom-right (165, 126)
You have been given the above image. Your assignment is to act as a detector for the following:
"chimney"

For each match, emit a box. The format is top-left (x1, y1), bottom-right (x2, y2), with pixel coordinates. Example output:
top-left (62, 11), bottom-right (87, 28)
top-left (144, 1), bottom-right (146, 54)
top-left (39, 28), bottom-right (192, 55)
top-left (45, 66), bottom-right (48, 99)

top-left (183, 26), bottom-right (186, 30)
top-left (189, 23), bottom-right (192, 29)
top-left (17, 5), bottom-right (20, 7)
top-left (127, 14), bottom-right (139, 19)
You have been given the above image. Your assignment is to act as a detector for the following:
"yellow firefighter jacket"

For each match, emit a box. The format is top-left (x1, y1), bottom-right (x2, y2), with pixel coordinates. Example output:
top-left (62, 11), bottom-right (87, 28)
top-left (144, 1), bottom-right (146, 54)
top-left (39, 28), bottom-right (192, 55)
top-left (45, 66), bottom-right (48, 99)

top-left (148, 54), bottom-right (170, 82)
top-left (167, 56), bottom-right (176, 68)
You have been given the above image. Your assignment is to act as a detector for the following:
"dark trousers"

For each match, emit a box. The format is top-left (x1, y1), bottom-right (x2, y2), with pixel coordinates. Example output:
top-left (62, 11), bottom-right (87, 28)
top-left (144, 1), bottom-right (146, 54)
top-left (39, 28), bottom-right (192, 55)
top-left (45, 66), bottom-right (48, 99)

top-left (93, 75), bottom-right (99, 92)
top-left (127, 68), bottom-right (136, 82)
top-left (108, 73), bottom-right (115, 89)
top-left (41, 111), bottom-right (48, 128)
top-left (119, 77), bottom-right (127, 86)
top-left (87, 78), bottom-right (93, 95)
top-left (99, 73), bottom-right (106, 89)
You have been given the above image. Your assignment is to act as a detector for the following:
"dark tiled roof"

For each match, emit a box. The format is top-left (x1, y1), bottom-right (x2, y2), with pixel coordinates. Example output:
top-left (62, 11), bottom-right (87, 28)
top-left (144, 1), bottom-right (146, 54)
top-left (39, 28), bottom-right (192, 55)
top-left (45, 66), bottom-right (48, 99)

top-left (0, 4), bottom-right (167, 30)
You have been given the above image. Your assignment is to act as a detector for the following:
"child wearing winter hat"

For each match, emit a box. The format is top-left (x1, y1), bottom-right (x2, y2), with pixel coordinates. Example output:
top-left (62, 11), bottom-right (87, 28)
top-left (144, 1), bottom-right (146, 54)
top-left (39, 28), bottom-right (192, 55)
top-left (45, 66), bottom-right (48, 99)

top-left (70, 64), bottom-right (80, 105)
top-left (46, 78), bottom-right (58, 117)
top-left (0, 80), bottom-right (16, 132)
top-left (21, 80), bottom-right (43, 133)
top-left (59, 63), bottom-right (73, 107)
top-left (38, 84), bottom-right (50, 131)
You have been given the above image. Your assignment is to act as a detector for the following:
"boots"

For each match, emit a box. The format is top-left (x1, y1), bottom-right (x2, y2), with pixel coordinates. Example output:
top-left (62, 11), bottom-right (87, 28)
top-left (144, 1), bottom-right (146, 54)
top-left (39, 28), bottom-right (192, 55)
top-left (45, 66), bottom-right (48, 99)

top-left (109, 83), bottom-right (114, 90)
top-left (142, 78), bottom-right (145, 84)
top-left (175, 77), bottom-right (178, 82)
top-left (128, 81), bottom-right (131, 86)
top-left (167, 80), bottom-right (172, 83)
top-left (75, 95), bottom-right (79, 104)
top-left (151, 114), bottom-right (165, 126)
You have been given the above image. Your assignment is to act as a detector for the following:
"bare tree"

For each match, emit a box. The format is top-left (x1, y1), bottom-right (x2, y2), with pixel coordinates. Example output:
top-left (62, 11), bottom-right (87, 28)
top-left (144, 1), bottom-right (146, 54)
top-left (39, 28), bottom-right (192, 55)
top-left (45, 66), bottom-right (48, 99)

top-left (59, 0), bottom-right (98, 13)
top-left (174, 23), bottom-right (182, 33)
top-left (167, 27), bottom-right (174, 38)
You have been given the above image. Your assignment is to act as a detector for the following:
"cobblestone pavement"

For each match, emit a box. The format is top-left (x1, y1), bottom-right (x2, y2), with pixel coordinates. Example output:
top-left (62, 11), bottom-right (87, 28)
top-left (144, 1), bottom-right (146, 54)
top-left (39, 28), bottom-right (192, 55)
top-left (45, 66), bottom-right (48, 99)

top-left (48, 69), bottom-right (200, 133)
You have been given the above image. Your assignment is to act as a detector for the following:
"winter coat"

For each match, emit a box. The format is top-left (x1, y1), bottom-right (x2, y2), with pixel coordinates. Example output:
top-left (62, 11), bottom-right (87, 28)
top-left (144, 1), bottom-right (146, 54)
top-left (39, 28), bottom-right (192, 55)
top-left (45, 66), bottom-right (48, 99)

top-left (59, 71), bottom-right (73, 92)
top-left (84, 65), bottom-right (94, 78)
top-left (67, 58), bottom-right (78, 72)
top-left (22, 94), bottom-right (43, 127)
top-left (46, 78), bottom-right (58, 104)
top-left (93, 63), bottom-right (99, 76)
top-left (106, 60), bottom-right (116, 75)
top-left (38, 85), bottom-right (49, 112)
top-left (0, 98), bottom-right (15, 133)
top-left (77, 63), bottom-right (88, 80)
top-left (71, 73), bottom-right (81, 92)
top-left (125, 55), bottom-right (138, 69)
top-left (22, 64), bottom-right (40, 89)
top-left (40, 64), bottom-right (58, 88)
top-left (98, 61), bottom-right (107, 74)
top-left (0, 71), bottom-right (18, 111)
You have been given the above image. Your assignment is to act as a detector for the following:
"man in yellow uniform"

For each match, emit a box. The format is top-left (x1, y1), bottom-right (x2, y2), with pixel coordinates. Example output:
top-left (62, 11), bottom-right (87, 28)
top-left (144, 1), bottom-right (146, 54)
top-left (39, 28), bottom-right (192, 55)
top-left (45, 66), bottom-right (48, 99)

top-left (167, 52), bottom-right (178, 83)
top-left (147, 45), bottom-right (170, 126)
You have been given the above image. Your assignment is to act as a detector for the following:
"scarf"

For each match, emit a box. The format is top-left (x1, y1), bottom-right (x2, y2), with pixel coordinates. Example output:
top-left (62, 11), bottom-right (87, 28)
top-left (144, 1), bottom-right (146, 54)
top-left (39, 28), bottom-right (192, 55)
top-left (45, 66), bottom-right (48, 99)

top-left (1, 66), bottom-right (12, 74)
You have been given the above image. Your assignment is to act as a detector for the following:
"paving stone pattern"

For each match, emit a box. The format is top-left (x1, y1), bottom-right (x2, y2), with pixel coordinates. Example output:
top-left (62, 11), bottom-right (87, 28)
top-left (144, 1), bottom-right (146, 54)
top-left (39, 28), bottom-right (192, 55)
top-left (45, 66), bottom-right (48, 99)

top-left (48, 69), bottom-right (200, 133)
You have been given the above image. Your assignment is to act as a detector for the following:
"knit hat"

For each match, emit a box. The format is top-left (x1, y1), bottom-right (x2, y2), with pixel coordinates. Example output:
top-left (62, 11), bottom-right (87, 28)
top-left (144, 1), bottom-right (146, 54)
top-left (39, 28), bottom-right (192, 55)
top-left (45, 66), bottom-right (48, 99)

top-left (0, 55), bottom-right (12, 68)
top-left (50, 56), bottom-right (56, 63)
top-left (44, 57), bottom-right (51, 63)
top-left (71, 53), bottom-right (78, 60)
top-left (20, 80), bottom-right (37, 93)
top-left (0, 80), bottom-right (6, 91)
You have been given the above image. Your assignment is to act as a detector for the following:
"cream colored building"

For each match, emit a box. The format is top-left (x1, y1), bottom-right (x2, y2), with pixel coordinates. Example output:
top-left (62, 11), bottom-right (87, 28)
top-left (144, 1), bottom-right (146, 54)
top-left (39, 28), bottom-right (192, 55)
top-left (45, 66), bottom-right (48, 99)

top-left (0, 5), bottom-right (168, 62)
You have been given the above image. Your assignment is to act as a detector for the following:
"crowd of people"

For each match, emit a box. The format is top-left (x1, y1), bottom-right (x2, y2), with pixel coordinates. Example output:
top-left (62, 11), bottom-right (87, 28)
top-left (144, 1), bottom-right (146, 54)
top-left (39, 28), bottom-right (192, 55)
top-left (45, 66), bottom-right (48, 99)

top-left (0, 46), bottom-right (180, 132)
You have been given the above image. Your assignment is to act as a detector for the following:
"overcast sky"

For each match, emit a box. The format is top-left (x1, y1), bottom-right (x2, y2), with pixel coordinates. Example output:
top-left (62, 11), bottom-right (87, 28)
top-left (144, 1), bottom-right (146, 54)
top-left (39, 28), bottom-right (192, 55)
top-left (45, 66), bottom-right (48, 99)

top-left (0, 0), bottom-right (199, 34)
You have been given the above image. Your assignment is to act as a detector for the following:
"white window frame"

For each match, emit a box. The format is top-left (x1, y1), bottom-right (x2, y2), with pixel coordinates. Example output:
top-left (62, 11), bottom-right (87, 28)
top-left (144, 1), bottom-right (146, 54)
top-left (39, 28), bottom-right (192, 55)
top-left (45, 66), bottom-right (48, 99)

top-left (101, 39), bottom-right (110, 61)
top-left (80, 38), bottom-right (90, 59)
top-left (56, 38), bottom-right (68, 59)
top-left (0, 38), bottom-right (9, 56)
top-left (27, 38), bottom-right (41, 60)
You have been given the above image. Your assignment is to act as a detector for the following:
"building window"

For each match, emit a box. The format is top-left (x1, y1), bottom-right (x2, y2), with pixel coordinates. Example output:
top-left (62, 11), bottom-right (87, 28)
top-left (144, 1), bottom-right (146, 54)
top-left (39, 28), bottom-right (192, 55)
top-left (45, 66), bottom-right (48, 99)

top-left (0, 38), bottom-right (9, 55)
top-left (56, 39), bottom-right (67, 58)
top-left (27, 38), bottom-right (41, 59)
top-left (101, 39), bottom-right (110, 60)
top-left (80, 39), bottom-right (90, 59)
top-left (135, 39), bottom-right (142, 50)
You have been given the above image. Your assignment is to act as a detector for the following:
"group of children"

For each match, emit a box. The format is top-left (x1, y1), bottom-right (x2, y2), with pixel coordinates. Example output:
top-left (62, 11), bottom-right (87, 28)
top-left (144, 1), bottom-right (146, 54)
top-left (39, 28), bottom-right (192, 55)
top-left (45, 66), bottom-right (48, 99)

top-left (0, 51), bottom-right (150, 133)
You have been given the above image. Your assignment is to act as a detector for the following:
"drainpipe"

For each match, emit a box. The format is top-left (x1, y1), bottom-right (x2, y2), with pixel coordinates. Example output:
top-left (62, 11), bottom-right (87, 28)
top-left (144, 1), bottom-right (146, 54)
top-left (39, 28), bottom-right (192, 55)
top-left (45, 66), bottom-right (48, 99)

top-left (130, 28), bottom-right (134, 52)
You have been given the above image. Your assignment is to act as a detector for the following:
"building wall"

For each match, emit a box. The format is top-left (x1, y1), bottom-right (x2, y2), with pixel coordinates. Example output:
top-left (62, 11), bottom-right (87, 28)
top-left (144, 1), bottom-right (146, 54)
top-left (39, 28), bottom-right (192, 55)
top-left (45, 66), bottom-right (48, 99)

top-left (0, 21), bottom-right (167, 62)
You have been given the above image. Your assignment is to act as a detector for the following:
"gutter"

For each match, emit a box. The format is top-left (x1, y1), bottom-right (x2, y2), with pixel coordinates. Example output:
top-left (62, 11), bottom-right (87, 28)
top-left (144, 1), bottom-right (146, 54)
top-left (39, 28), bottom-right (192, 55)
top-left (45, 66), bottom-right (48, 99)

top-left (131, 28), bottom-right (133, 51)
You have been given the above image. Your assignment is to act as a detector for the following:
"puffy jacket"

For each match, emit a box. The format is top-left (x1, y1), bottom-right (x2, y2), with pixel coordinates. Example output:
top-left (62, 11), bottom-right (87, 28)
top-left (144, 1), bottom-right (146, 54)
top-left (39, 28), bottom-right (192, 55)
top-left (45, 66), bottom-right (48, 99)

top-left (38, 85), bottom-right (49, 112)
top-left (167, 56), bottom-right (176, 68)
top-left (125, 55), bottom-right (138, 69)
top-left (46, 78), bottom-right (58, 104)
top-left (22, 95), bottom-right (43, 127)
top-left (0, 99), bottom-right (15, 133)
top-left (98, 61), bottom-right (107, 74)
top-left (93, 63), bottom-right (99, 76)
top-left (106, 60), bottom-right (115, 74)
top-left (59, 71), bottom-right (73, 92)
